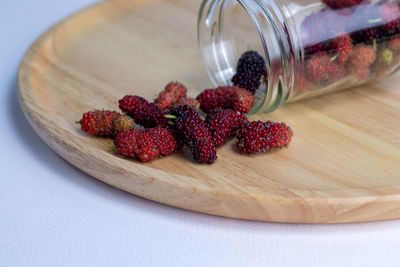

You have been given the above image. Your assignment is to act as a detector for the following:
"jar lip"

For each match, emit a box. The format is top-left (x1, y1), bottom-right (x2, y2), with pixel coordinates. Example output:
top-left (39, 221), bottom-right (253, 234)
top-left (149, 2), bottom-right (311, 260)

top-left (197, 0), bottom-right (295, 113)
top-left (237, 0), bottom-right (273, 114)
top-left (241, 0), bottom-right (296, 113)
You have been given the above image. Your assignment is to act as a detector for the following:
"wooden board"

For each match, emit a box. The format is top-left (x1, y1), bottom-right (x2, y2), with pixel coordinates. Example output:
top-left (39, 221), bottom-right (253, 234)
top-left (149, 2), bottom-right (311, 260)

top-left (17, 0), bottom-right (400, 223)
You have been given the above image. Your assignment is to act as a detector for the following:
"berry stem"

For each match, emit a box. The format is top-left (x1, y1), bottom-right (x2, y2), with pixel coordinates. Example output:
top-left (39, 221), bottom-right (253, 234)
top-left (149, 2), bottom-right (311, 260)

top-left (75, 120), bottom-right (81, 124)
top-left (164, 114), bottom-right (177, 119)
top-left (167, 121), bottom-right (175, 126)
top-left (368, 18), bottom-right (382, 24)
top-left (109, 145), bottom-right (116, 152)
top-left (330, 54), bottom-right (339, 62)
top-left (373, 39), bottom-right (377, 52)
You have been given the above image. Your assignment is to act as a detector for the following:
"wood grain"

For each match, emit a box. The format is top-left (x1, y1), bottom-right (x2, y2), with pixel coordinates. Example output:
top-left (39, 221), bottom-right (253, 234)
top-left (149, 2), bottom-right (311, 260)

top-left (17, 0), bottom-right (400, 223)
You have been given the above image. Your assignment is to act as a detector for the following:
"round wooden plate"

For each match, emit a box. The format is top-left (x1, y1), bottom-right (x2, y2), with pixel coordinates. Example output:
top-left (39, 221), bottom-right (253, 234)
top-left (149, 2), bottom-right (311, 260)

top-left (18, 0), bottom-right (400, 223)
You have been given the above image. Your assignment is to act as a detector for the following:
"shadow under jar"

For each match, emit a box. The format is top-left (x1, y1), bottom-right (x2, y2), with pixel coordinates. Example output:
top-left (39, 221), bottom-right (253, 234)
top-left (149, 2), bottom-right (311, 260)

top-left (198, 0), bottom-right (400, 113)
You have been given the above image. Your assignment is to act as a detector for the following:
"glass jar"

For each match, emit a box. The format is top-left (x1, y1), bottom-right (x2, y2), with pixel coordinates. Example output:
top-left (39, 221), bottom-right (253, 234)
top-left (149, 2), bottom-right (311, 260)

top-left (198, 0), bottom-right (400, 113)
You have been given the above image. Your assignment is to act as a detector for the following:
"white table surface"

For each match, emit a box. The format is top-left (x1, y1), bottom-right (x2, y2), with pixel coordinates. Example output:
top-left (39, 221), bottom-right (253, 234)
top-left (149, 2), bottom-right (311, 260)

top-left (2, 1), bottom-right (400, 266)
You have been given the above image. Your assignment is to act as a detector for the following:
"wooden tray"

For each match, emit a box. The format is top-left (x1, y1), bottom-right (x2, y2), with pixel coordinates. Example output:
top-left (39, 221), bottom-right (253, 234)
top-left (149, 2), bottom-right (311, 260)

top-left (18, 0), bottom-right (400, 223)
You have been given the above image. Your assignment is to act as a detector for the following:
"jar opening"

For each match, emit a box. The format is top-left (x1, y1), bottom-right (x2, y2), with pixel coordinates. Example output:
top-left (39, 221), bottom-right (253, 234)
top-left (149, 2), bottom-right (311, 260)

top-left (198, 0), bottom-right (293, 113)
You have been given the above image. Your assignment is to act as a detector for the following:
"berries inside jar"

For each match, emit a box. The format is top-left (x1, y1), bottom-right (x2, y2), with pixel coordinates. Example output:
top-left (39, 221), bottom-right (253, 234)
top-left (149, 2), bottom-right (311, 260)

top-left (298, 0), bottom-right (400, 95)
top-left (240, 0), bottom-right (400, 96)
top-left (199, 0), bottom-right (400, 112)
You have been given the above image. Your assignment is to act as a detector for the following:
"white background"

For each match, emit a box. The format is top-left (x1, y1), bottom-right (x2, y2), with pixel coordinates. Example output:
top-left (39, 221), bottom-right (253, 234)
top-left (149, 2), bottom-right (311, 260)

top-left (1, 1), bottom-right (400, 266)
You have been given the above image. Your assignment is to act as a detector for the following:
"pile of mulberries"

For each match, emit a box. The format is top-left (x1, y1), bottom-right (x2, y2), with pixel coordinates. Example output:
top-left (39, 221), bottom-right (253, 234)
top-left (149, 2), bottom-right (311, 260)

top-left (78, 78), bottom-right (293, 164)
